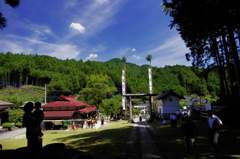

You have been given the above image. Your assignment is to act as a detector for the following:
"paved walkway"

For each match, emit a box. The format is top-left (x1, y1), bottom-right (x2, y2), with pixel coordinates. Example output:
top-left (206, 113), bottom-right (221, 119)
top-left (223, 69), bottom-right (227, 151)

top-left (0, 128), bottom-right (26, 140)
top-left (123, 118), bottom-right (162, 159)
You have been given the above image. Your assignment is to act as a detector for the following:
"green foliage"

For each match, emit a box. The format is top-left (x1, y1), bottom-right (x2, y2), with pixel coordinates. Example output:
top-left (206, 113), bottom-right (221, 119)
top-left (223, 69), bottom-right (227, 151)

top-left (8, 109), bottom-right (24, 123)
top-left (15, 122), bottom-right (23, 127)
top-left (77, 74), bottom-right (117, 108)
top-left (0, 52), bottom-right (222, 103)
top-left (2, 122), bottom-right (13, 128)
top-left (132, 108), bottom-right (141, 115)
top-left (0, 85), bottom-right (44, 108)
top-left (101, 95), bottom-right (122, 118)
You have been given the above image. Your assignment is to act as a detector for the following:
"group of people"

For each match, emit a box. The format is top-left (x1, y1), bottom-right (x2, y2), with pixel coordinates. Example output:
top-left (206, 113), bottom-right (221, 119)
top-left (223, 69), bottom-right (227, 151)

top-left (170, 113), bottom-right (178, 128)
top-left (158, 109), bottom-right (223, 158)
top-left (22, 102), bottom-right (44, 148)
top-left (82, 116), bottom-right (104, 129)
top-left (181, 110), bottom-right (223, 158)
top-left (86, 116), bottom-right (98, 129)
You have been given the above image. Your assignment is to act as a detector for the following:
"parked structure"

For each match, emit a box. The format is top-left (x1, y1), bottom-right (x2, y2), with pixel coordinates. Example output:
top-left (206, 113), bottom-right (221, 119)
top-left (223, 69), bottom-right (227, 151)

top-left (155, 90), bottom-right (184, 118)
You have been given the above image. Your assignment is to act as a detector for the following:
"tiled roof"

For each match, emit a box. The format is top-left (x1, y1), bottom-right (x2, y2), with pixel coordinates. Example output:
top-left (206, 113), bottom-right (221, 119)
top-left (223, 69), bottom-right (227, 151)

top-left (42, 95), bottom-right (88, 108)
top-left (155, 89), bottom-right (184, 100)
top-left (44, 111), bottom-right (75, 118)
top-left (78, 106), bottom-right (97, 114)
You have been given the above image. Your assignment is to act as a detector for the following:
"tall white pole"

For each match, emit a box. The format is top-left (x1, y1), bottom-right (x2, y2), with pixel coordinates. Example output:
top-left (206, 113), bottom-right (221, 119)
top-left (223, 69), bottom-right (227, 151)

top-left (45, 84), bottom-right (47, 104)
top-left (148, 68), bottom-right (153, 94)
top-left (122, 69), bottom-right (126, 110)
top-left (148, 67), bottom-right (153, 119)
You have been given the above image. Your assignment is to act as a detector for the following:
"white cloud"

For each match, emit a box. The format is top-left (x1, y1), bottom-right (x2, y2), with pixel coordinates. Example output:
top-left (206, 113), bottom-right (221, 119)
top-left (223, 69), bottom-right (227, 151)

top-left (128, 34), bottom-right (191, 67)
top-left (91, 45), bottom-right (106, 53)
top-left (85, 54), bottom-right (98, 61)
top-left (46, 44), bottom-right (80, 60)
top-left (95, 0), bottom-right (110, 4)
top-left (132, 48), bottom-right (136, 52)
top-left (67, 0), bottom-right (125, 36)
top-left (149, 35), bottom-right (190, 67)
top-left (0, 35), bottom-right (80, 60)
top-left (0, 39), bottom-right (30, 53)
top-left (115, 47), bottom-right (132, 57)
top-left (70, 22), bottom-right (86, 33)
top-left (133, 55), bottom-right (140, 59)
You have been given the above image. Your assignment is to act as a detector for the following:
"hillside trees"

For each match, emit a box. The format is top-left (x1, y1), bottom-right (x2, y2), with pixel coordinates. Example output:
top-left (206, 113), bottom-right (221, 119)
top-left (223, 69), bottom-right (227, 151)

top-left (76, 74), bottom-right (117, 109)
top-left (0, 85), bottom-right (45, 108)
top-left (162, 0), bottom-right (240, 104)
top-left (101, 94), bottom-right (122, 118)
top-left (0, 52), bottom-right (221, 107)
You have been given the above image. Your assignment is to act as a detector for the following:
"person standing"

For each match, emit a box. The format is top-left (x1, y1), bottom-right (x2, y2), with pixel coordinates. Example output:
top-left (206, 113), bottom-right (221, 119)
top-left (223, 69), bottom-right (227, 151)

top-left (22, 102), bottom-right (39, 148)
top-left (176, 110), bottom-right (180, 120)
top-left (170, 113), bottom-right (174, 127)
top-left (170, 113), bottom-right (177, 128)
top-left (207, 110), bottom-right (223, 158)
top-left (139, 114), bottom-right (142, 122)
top-left (181, 117), bottom-right (198, 156)
top-left (34, 102), bottom-right (44, 137)
top-left (101, 117), bottom-right (104, 127)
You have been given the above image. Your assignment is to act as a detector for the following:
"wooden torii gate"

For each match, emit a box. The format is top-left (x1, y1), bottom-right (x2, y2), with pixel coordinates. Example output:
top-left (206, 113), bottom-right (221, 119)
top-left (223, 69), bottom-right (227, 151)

top-left (123, 93), bottom-right (157, 123)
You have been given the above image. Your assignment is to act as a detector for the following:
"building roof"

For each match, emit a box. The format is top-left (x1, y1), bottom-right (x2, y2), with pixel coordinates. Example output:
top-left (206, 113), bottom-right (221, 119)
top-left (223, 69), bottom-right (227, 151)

top-left (0, 100), bottom-right (14, 112)
top-left (44, 111), bottom-right (75, 118)
top-left (0, 100), bottom-right (14, 106)
top-left (78, 106), bottom-right (97, 114)
top-left (42, 95), bottom-right (88, 108)
top-left (155, 89), bottom-right (184, 100)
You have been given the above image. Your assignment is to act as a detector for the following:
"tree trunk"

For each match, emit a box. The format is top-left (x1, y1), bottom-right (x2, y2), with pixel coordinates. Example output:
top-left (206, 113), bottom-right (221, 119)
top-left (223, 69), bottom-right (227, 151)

top-left (228, 29), bottom-right (240, 98)
top-left (221, 30), bottom-right (234, 96)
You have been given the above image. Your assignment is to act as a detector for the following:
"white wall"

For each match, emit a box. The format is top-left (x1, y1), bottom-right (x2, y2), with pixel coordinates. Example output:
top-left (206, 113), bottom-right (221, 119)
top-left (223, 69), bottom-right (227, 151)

top-left (157, 95), bottom-right (181, 116)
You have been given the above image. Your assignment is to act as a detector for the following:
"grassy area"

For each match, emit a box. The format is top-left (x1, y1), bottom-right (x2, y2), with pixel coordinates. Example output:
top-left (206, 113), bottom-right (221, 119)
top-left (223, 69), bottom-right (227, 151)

top-left (1, 112), bottom-right (240, 159)
top-left (0, 120), bottom-right (132, 159)
top-left (148, 117), bottom-right (240, 159)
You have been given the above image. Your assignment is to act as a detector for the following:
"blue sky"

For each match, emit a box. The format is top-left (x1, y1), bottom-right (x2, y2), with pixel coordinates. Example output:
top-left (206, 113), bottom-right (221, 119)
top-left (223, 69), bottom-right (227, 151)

top-left (0, 0), bottom-right (191, 68)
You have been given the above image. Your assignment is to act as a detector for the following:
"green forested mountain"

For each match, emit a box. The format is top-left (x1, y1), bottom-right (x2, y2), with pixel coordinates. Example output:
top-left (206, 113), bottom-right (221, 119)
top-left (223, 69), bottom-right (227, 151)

top-left (0, 52), bottom-right (220, 104)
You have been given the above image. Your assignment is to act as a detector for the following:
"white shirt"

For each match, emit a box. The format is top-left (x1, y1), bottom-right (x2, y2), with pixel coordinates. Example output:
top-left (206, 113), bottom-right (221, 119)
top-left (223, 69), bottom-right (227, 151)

top-left (208, 115), bottom-right (223, 129)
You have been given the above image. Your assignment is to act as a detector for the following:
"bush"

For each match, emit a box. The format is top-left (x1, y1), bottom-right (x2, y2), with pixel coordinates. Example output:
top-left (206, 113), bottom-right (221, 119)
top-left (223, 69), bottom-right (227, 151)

top-left (2, 122), bottom-right (13, 130)
top-left (15, 122), bottom-right (22, 127)
top-left (2, 122), bottom-right (13, 128)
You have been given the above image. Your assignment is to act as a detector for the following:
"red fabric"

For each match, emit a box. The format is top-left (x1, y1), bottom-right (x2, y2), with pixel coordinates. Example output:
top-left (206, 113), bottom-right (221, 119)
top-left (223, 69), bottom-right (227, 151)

top-left (78, 106), bottom-right (97, 114)
top-left (44, 111), bottom-right (75, 117)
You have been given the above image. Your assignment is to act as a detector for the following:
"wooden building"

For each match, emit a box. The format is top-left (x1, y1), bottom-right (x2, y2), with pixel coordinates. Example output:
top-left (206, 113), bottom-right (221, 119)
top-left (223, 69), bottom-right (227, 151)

top-left (42, 95), bottom-right (96, 129)
top-left (155, 90), bottom-right (184, 118)
top-left (0, 100), bottom-right (14, 125)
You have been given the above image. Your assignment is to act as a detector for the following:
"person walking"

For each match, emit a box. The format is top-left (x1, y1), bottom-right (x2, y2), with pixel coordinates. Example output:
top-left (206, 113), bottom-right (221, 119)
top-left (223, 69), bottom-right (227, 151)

top-left (181, 117), bottom-right (198, 156)
top-left (139, 114), bottom-right (142, 122)
top-left (71, 121), bottom-right (77, 133)
top-left (207, 110), bottom-right (223, 158)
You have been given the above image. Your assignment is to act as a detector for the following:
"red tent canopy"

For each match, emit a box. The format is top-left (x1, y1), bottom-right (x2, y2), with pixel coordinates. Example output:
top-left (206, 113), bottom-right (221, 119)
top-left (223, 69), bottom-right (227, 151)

top-left (78, 106), bottom-right (97, 114)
